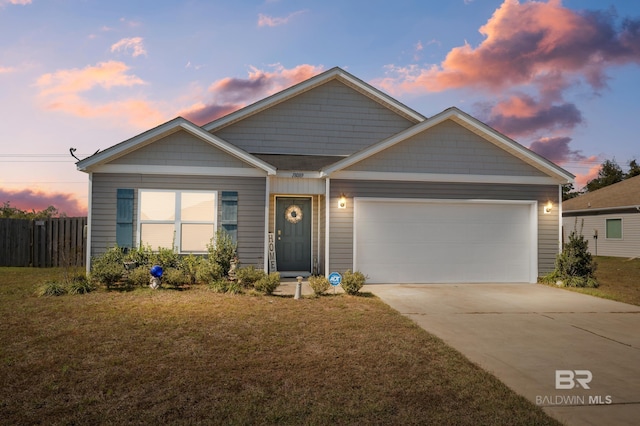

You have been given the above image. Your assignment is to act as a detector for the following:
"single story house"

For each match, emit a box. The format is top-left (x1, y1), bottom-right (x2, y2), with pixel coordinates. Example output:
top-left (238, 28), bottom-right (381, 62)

top-left (562, 174), bottom-right (640, 257)
top-left (77, 67), bottom-right (573, 283)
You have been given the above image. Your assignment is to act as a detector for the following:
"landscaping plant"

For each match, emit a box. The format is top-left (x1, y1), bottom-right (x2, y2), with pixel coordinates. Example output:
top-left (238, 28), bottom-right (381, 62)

top-left (341, 270), bottom-right (367, 295)
top-left (308, 275), bottom-right (330, 295)
top-left (544, 221), bottom-right (598, 288)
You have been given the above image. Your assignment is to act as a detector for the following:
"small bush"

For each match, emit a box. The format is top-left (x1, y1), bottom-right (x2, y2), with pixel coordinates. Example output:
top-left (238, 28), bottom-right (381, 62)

top-left (340, 270), bottom-right (367, 295)
top-left (36, 281), bottom-right (68, 297)
top-left (207, 230), bottom-right (237, 276)
top-left (236, 266), bottom-right (266, 288)
top-left (543, 221), bottom-right (598, 288)
top-left (127, 267), bottom-right (151, 288)
top-left (163, 268), bottom-right (189, 288)
top-left (308, 275), bottom-right (330, 295)
top-left (182, 254), bottom-right (203, 284)
top-left (67, 275), bottom-right (95, 295)
top-left (197, 261), bottom-right (224, 285)
top-left (254, 272), bottom-right (280, 295)
top-left (150, 247), bottom-right (181, 270)
top-left (91, 259), bottom-right (125, 289)
top-left (123, 245), bottom-right (153, 268)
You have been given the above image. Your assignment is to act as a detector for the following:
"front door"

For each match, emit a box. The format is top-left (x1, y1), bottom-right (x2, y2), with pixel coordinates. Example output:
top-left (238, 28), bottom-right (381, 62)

top-left (275, 197), bottom-right (311, 272)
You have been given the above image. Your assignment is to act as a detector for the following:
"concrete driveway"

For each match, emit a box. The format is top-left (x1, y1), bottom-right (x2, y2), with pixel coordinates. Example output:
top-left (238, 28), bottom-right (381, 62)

top-left (365, 283), bottom-right (640, 426)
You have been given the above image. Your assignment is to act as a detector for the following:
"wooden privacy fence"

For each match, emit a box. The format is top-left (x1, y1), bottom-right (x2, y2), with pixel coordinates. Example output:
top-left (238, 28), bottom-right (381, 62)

top-left (0, 217), bottom-right (87, 267)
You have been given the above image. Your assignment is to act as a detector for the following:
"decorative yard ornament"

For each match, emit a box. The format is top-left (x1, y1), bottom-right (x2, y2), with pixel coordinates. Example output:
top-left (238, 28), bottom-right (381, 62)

top-left (150, 265), bottom-right (163, 289)
top-left (284, 205), bottom-right (303, 224)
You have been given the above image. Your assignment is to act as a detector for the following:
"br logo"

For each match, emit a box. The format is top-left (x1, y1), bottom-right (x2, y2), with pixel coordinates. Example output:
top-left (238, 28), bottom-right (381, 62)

top-left (555, 370), bottom-right (592, 389)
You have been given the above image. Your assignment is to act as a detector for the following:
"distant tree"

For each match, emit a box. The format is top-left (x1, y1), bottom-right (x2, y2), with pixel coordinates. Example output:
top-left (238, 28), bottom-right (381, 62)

top-left (585, 159), bottom-right (624, 192)
top-left (562, 183), bottom-right (581, 201)
top-left (627, 159), bottom-right (640, 179)
top-left (0, 202), bottom-right (60, 219)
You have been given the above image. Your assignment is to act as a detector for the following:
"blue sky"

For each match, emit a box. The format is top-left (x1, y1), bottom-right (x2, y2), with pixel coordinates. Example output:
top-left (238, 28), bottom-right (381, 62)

top-left (1, 0), bottom-right (639, 215)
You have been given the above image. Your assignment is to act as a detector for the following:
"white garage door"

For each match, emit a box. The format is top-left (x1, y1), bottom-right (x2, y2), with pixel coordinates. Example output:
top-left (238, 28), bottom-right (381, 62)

top-left (354, 199), bottom-right (536, 283)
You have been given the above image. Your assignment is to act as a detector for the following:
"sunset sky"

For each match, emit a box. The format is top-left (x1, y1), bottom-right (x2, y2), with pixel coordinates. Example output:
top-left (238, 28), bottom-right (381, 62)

top-left (1, 0), bottom-right (639, 216)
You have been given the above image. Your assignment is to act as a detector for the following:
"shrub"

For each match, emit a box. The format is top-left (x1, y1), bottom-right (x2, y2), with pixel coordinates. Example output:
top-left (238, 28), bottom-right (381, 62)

top-left (543, 221), bottom-right (598, 288)
top-left (67, 274), bottom-right (95, 295)
top-left (207, 230), bottom-right (237, 276)
top-left (308, 275), bottom-right (330, 295)
top-left (254, 272), bottom-right (280, 295)
top-left (196, 261), bottom-right (224, 285)
top-left (150, 247), bottom-right (181, 270)
top-left (182, 254), bottom-right (203, 284)
top-left (36, 281), bottom-right (68, 297)
top-left (91, 256), bottom-right (125, 289)
top-left (127, 267), bottom-right (151, 288)
top-left (123, 245), bottom-right (153, 268)
top-left (236, 266), bottom-right (266, 288)
top-left (340, 270), bottom-right (367, 295)
top-left (163, 268), bottom-right (189, 288)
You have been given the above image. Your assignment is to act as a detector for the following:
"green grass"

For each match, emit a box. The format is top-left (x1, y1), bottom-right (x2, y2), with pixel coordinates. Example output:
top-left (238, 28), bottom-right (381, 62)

top-left (567, 256), bottom-right (640, 306)
top-left (0, 267), bottom-right (560, 425)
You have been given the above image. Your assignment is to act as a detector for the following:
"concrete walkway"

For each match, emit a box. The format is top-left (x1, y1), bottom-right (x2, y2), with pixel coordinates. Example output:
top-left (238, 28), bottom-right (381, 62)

top-left (365, 283), bottom-right (640, 426)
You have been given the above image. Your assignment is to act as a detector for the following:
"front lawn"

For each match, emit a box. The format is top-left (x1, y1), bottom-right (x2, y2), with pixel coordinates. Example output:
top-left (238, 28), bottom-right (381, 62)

top-left (570, 256), bottom-right (640, 306)
top-left (0, 267), bottom-right (559, 425)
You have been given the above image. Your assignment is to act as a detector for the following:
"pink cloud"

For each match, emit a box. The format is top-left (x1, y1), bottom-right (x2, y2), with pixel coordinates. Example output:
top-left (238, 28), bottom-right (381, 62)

top-left (574, 162), bottom-right (602, 189)
top-left (35, 61), bottom-right (165, 128)
top-left (0, 188), bottom-right (87, 217)
top-left (258, 10), bottom-right (306, 27)
top-left (377, 0), bottom-right (640, 95)
top-left (2, 0), bottom-right (32, 5)
top-left (110, 37), bottom-right (147, 57)
top-left (182, 63), bottom-right (324, 125)
top-left (0, 65), bottom-right (16, 73)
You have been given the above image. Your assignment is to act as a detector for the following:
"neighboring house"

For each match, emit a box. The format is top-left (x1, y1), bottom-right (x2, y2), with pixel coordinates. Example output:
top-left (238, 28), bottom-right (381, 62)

top-left (562, 175), bottom-right (640, 258)
top-left (77, 67), bottom-right (573, 283)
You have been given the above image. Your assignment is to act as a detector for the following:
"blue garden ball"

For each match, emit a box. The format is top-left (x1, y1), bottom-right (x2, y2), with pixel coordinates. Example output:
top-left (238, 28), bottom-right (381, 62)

top-left (150, 265), bottom-right (163, 278)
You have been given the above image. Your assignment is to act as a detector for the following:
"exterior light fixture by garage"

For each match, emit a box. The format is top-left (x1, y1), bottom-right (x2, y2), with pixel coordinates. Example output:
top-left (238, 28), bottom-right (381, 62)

top-left (544, 201), bottom-right (553, 214)
top-left (338, 194), bottom-right (347, 209)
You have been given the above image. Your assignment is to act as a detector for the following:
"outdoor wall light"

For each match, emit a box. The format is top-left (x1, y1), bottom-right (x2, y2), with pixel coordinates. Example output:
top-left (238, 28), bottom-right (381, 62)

top-left (338, 194), bottom-right (347, 209)
top-left (544, 201), bottom-right (553, 214)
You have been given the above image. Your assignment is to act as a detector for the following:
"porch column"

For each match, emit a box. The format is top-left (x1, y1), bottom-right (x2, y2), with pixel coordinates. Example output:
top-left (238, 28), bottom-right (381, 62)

top-left (324, 178), bottom-right (330, 277)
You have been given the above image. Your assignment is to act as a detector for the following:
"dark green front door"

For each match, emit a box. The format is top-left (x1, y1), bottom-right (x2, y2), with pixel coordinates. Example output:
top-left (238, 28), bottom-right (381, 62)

top-left (275, 197), bottom-right (311, 272)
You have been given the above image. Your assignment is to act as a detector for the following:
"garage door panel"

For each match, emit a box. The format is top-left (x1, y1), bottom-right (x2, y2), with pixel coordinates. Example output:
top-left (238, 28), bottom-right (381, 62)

top-left (354, 200), bottom-right (534, 283)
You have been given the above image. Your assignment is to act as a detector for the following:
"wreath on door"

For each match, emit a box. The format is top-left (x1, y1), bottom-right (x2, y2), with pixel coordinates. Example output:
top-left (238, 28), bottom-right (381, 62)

top-left (285, 205), bottom-right (303, 224)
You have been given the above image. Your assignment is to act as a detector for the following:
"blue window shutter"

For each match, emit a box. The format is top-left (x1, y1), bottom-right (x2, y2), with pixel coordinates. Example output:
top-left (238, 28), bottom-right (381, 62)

top-left (116, 189), bottom-right (134, 249)
top-left (221, 191), bottom-right (238, 244)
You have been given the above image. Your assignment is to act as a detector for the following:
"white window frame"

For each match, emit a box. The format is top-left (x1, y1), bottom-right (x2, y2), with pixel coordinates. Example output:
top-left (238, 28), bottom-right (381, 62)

top-left (137, 189), bottom-right (218, 253)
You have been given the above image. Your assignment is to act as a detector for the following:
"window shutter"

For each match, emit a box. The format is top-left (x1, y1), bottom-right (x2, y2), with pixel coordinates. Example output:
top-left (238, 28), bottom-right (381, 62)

top-left (116, 189), bottom-right (134, 249)
top-left (221, 191), bottom-right (238, 244)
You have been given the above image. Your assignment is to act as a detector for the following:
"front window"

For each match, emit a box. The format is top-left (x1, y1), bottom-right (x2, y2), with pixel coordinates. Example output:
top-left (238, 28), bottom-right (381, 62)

top-left (139, 190), bottom-right (216, 253)
top-left (605, 218), bottom-right (622, 239)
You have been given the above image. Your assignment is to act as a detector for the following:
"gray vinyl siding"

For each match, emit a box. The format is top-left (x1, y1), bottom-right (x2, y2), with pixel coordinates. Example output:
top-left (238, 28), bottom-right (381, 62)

top-left (214, 80), bottom-right (415, 156)
top-left (90, 173), bottom-right (266, 267)
top-left (109, 129), bottom-right (253, 168)
top-left (562, 213), bottom-right (640, 258)
top-left (346, 120), bottom-right (548, 177)
top-left (328, 180), bottom-right (560, 277)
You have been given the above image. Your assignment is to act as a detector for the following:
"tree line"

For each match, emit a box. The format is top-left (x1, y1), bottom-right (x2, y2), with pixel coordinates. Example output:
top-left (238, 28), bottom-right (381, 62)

top-left (0, 202), bottom-right (63, 220)
top-left (563, 159), bottom-right (640, 200)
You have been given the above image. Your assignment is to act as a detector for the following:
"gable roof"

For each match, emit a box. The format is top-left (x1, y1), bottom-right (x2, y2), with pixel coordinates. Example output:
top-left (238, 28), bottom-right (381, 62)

top-left (76, 117), bottom-right (276, 175)
top-left (321, 107), bottom-right (575, 184)
top-left (563, 174), bottom-right (640, 212)
top-left (202, 67), bottom-right (426, 133)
